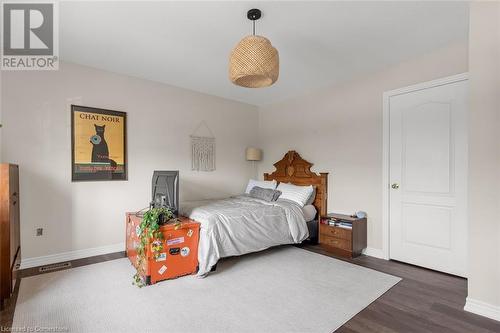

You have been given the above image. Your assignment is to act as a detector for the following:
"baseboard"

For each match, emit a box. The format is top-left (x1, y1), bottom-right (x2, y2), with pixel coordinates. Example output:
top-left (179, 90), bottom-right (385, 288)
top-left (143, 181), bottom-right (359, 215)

top-left (464, 297), bottom-right (500, 322)
top-left (20, 242), bottom-right (125, 269)
top-left (362, 247), bottom-right (386, 259)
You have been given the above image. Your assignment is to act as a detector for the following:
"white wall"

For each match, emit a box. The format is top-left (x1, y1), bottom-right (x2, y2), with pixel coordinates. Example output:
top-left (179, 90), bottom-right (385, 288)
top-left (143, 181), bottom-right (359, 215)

top-left (465, 2), bottom-right (500, 320)
top-left (258, 41), bottom-right (468, 252)
top-left (1, 62), bottom-right (259, 260)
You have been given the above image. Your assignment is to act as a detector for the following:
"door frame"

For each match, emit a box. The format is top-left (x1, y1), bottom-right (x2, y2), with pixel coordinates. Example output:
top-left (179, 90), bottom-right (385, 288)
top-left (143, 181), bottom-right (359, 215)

top-left (381, 72), bottom-right (469, 260)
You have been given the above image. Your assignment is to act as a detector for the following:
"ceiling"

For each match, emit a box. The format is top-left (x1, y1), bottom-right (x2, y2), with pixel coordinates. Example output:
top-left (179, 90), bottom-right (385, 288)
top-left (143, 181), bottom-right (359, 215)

top-left (60, 1), bottom-right (469, 106)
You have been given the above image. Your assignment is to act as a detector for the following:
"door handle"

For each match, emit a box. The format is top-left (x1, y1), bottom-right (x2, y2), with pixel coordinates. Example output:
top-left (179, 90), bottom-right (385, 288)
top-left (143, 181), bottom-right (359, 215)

top-left (391, 183), bottom-right (400, 189)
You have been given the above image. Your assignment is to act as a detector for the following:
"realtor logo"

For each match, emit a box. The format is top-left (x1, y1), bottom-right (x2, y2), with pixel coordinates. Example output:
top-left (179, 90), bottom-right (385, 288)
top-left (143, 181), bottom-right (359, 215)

top-left (1, 1), bottom-right (59, 70)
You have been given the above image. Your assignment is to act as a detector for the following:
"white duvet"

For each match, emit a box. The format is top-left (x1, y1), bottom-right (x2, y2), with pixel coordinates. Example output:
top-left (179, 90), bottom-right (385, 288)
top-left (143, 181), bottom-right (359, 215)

top-left (180, 195), bottom-right (309, 276)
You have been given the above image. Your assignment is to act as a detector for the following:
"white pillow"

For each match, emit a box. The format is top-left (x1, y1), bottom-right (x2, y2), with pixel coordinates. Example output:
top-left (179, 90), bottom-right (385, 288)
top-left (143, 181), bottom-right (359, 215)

top-left (245, 179), bottom-right (277, 194)
top-left (302, 205), bottom-right (317, 222)
top-left (276, 183), bottom-right (314, 207)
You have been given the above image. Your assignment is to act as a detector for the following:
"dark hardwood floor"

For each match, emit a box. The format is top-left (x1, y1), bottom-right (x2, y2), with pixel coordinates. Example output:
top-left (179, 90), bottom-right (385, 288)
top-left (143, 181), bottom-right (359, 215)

top-left (1, 247), bottom-right (499, 333)
top-left (301, 244), bottom-right (500, 333)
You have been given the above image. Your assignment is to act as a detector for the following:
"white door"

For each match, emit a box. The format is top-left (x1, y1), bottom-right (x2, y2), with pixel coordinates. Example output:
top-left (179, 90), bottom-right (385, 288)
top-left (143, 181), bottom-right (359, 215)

top-left (389, 78), bottom-right (468, 277)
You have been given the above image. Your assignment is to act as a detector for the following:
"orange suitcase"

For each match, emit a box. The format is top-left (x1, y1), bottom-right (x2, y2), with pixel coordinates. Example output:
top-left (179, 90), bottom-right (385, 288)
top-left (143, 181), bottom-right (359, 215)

top-left (126, 213), bottom-right (200, 284)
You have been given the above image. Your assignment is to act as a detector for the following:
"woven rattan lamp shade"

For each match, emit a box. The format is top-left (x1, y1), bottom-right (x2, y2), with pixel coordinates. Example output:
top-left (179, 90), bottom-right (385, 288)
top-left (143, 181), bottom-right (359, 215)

top-left (229, 35), bottom-right (279, 88)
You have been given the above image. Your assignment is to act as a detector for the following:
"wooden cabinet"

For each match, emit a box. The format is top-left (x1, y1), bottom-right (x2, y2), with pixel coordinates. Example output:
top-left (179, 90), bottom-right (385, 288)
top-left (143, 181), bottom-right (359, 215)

top-left (319, 213), bottom-right (366, 258)
top-left (0, 164), bottom-right (21, 309)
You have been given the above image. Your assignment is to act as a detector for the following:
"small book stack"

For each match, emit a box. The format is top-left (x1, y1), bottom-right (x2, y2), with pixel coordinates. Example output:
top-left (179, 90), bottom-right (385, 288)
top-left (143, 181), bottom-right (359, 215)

top-left (321, 218), bottom-right (353, 229)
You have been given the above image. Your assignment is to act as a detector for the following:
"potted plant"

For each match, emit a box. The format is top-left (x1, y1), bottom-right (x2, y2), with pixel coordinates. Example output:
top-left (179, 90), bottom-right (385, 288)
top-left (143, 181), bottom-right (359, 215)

top-left (132, 206), bottom-right (179, 287)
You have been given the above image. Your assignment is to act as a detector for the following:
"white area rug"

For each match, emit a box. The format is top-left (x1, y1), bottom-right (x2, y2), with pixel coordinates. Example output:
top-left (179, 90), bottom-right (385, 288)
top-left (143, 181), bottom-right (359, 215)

top-left (13, 247), bottom-right (400, 333)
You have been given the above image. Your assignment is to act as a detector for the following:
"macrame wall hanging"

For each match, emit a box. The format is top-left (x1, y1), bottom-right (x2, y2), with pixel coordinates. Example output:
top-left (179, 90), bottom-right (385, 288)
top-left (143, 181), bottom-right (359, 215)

top-left (190, 121), bottom-right (216, 172)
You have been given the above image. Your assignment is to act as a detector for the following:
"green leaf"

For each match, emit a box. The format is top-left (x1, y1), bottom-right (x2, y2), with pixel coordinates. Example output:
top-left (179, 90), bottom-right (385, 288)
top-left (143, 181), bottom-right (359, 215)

top-left (132, 206), bottom-right (175, 287)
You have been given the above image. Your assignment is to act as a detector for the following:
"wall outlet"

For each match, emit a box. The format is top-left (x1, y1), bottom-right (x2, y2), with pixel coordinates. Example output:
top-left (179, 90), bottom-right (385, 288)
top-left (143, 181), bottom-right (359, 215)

top-left (36, 228), bottom-right (43, 236)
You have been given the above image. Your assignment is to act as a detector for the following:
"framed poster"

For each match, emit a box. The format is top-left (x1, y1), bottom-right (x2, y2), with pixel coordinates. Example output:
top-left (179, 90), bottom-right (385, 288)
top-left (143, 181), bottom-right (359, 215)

top-left (71, 105), bottom-right (127, 181)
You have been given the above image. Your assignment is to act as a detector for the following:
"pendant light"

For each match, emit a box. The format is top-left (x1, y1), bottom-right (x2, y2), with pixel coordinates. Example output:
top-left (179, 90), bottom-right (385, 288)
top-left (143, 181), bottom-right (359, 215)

top-left (229, 9), bottom-right (279, 88)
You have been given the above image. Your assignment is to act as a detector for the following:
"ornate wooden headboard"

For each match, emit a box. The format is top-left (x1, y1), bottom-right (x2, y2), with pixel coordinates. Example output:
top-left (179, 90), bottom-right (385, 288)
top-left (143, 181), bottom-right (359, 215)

top-left (264, 151), bottom-right (328, 218)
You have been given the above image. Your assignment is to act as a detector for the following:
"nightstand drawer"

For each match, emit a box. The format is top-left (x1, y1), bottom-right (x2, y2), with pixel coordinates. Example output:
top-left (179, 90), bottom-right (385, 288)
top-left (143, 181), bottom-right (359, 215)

top-left (319, 224), bottom-right (352, 241)
top-left (320, 235), bottom-right (352, 251)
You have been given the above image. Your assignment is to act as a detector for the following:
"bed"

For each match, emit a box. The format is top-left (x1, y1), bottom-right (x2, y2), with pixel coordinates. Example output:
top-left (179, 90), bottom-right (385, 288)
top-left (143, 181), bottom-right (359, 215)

top-left (180, 151), bottom-right (328, 276)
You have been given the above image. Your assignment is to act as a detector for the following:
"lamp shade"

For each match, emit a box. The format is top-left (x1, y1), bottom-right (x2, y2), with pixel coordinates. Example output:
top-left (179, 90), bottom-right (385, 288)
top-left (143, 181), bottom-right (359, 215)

top-left (246, 147), bottom-right (262, 161)
top-left (229, 35), bottom-right (279, 88)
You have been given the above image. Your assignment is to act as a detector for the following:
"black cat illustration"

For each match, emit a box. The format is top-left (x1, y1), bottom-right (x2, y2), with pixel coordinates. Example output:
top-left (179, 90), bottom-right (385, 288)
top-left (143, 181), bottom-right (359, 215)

top-left (90, 124), bottom-right (117, 168)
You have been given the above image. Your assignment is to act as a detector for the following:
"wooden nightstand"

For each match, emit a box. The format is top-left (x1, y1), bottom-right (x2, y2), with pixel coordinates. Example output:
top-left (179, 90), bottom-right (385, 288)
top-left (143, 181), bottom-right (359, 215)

top-left (319, 213), bottom-right (367, 258)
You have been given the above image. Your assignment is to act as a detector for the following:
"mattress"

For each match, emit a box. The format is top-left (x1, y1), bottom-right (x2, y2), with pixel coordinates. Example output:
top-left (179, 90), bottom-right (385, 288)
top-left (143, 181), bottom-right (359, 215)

top-left (180, 195), bottom-right (309, 276)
